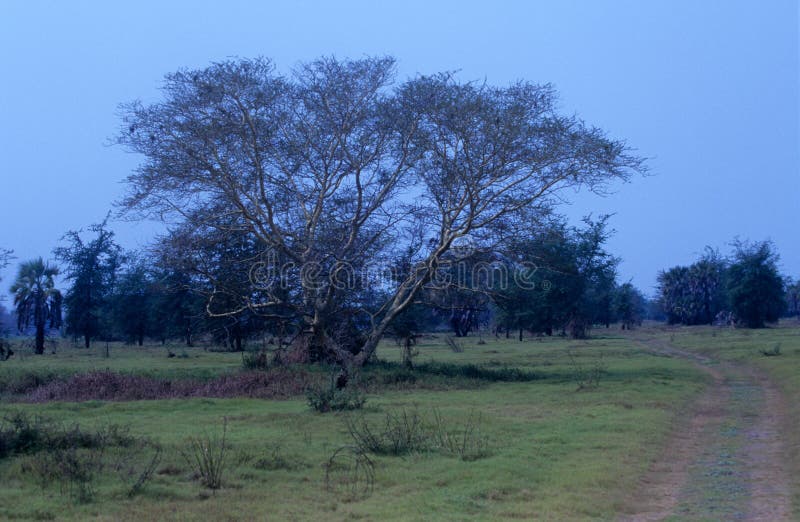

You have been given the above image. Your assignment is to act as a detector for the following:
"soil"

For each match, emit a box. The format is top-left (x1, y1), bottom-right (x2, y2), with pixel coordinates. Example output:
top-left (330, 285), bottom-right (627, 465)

top-left (620, 333), bottom-right (792, 521)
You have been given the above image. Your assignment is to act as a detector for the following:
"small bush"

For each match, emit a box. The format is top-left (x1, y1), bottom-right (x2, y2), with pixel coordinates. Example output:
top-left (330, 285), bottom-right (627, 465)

top-left (345, 408), bottom-right (427, 456)
top-left (252, 442), bottom-right (308, 471)
top-left (242, 349), bottom-right (270, 370)
top-left (31, 447), bottom-right (105, 503)
top-left (306, 373), bottom-right (366, 413)
top-left (429, 409), bottom-right (492, 461)
top-left (0, 338), bottom-right (13, 361)
top-left (181, 418), bottom-right (229, 490)
top-left (344, 407), bottom-right (493, 461)
top-left (324, 446), bottom-right (375, 500)
top-left (0, 411), bottom-right (49, 457)
top-left (0, 412), bottom-right (128, 459)
top-left (111, 439), bottom-right (163, 497)
top-left (17, 422), bottom-right (161, 502)
top-left (414, 361), bottom-right (536, 382)
top-left (0, 372), bottom-right (60, 397)
top-left (760, 343), bottom-right (781, 357)
top-left (567, 350), bottom-right (606, 390)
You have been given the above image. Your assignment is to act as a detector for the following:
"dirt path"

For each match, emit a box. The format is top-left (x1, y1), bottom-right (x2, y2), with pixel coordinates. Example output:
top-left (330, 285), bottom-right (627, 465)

top-left (620, 334), bottom-right (793, 521)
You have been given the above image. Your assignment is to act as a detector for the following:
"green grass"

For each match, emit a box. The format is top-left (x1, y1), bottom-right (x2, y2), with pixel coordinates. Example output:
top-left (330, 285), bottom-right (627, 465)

top-left (0, 330), bottom-right (714, 520)
top-left (1, 340), bottom-right (244, 382)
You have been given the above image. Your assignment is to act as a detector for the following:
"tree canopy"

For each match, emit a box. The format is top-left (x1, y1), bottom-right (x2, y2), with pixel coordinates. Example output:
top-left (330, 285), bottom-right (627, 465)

top-left (118, 56), bottom-right (643, 365)
top-left (10, 258), bottom-right (62, 354)
top-left (54, 218), bottom-right (122, 347)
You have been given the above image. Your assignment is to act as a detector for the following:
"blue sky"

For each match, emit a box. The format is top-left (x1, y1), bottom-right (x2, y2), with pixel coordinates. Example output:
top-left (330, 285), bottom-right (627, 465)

top-left (0, 0), bottom-right (797, 296)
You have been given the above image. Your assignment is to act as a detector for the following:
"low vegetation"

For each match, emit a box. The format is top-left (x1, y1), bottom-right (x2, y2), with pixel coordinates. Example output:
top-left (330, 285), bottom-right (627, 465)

top-left (0, 330), bottom-right (721, 520)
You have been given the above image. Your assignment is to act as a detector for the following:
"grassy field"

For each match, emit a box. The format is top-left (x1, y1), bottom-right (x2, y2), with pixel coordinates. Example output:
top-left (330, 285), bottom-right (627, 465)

top-left (1, 326), bottom-right (778, 521)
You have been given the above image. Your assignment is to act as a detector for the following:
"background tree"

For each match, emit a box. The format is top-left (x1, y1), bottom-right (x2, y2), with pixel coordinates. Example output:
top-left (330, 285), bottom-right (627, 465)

top-left (784, 277), bottom-right (800, 319)
top-left (727, 240), bottom-right (785, 328)
top-left (110, 254), bottom-right (154, 346)
top-left (10, 258), bottom-right (62, 354)
top-left (118, 56), bottom-right (643, 366)
top-left (656, 249), bottom-right (728, 326)
top-left (0, 248), bottom-right (14, 360)
top-left (614, 282), bottom-right (646, 330)
top-left (384, 302), bottom-right (438, 368)
top-left (568, 216), bottom-right (619, 338)
top-left (657, 265), bottom-right (691, 324)
top-left (494, 219), bottom-right (578, 338)
top-left (492, 215), bottom-right (619, 339)
top-left (146, 258), bottom-right (207, 347)
top-left (54, 219), bottom-right (122, 348)
top-left (687, 248), bottom-right (728, 325)
top-left (424, 249), bottom-right (495, 338)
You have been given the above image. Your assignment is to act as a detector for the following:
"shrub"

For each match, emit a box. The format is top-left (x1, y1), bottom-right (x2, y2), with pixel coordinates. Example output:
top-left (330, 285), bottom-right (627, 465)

top-left (0, 338), bottom-right (13, 361)
top-left (29, 447), bottom-right (105, 503)
top-left (0, 372), bottom-right (60, 397)
top-left (241, 349), bottom-right (270, 370)
top-left (110, 438), bottom-right (163, 497)
top-left (0, 411), bottom-right (49, 457)
top-left (760, 343), bottom-right (782, 357)
top-left (344, 407), bottom-right (493, 461)
top-left (567, 350), bottom-right (606, 390)
top-left (127, 447), bottom-right (162, 497)
top-left (24, 368), bottom-right (314, 403)
top-left (429, 409), bottom-right (492, 461)
top-left (324, 445), bottom-right (375, 500)
top-left (306, 373), bottom-right (366, 413)
top-left (252, 442), bottom-right (308, 471)
top-left (181, 418), bottom-right (229, 490)
top-left (413, 361), bottom-right (536, 382)
top-left (345, 408), bottom-right (427, 456)
top-left (0, 412), bottom-right (127, 459)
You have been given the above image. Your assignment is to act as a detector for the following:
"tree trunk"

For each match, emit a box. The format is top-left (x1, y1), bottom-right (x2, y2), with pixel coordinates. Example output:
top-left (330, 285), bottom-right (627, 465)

top-left (84, 333), bottom-right (90, 349)
top-left (353, 267), bottom-right (437, 366)
top-left (307, 323), bottom-right (328, 363)
top-left (35, 322), bottom-right (45, 355)
top-left (402, 338), bottom-right (414, 369)
top-left (518, 328), bottom-right (523, 342)
top-left (137, 329), bottom-right (144, 347)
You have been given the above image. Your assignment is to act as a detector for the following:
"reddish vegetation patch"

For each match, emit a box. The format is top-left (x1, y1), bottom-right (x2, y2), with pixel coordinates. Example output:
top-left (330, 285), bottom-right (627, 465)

top-left (23, 369), bottom-right (315, 403)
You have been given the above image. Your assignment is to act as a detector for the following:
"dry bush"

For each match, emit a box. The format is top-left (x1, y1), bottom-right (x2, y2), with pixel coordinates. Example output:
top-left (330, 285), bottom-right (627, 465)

top-left (324, 446), bottom-right (375, 500)
top-left (181, 418), bottom-right (229, 490)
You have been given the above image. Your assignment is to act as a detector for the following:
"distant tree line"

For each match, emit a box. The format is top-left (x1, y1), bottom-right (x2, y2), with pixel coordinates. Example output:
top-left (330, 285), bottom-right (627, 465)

top-left (4, 225), bottom-right (797, 358)
top-left (6, 211), bottom-right (658, 355)
top-left (657, 240), bottom-right (789, 328)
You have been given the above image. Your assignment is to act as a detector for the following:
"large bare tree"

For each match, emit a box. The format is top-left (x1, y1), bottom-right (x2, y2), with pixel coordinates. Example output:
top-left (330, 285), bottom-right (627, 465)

top-left (117, 56), bottom-right (643, 366)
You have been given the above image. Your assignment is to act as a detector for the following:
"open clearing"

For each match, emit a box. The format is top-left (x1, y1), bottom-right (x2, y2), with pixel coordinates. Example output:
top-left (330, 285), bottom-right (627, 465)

top-left (1, 325), bottom-right (798, 521)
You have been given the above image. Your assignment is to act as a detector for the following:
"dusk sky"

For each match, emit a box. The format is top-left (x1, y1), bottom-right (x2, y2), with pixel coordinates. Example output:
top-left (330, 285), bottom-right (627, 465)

top-left (1, 0), bottom-right (797, 297)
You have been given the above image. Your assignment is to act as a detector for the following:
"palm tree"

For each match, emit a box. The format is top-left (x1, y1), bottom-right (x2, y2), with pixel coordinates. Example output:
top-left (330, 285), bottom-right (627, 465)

top-left (10, 258), bottom-right (62, 354)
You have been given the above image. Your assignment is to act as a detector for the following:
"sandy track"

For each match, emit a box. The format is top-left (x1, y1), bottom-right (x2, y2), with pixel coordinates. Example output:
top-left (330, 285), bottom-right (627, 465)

top-left (619, 334), bottom-right (792, 521)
